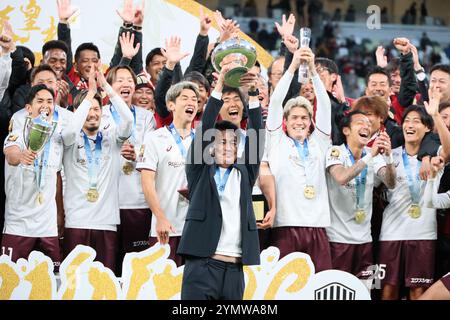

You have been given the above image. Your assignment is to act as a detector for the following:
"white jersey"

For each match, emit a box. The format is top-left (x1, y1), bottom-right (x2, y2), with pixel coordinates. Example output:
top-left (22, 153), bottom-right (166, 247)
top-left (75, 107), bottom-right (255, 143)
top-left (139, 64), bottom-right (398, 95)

top-left (215, 167), bottom-right (242, 257)
top-left (264, 128), bottom-right (331, 228)
top-left (136, 126), bottom-right (192, 237)
top-left (380, 146), bottom-right (442, 241)
top-left (103, 104), bottom-right (156, 209)
top-left (325, 144), bottom-right (386, 244)
top-left (62, 97), bottom-right (133, 231)
top-left (3, 108), bottom-right (69, 237)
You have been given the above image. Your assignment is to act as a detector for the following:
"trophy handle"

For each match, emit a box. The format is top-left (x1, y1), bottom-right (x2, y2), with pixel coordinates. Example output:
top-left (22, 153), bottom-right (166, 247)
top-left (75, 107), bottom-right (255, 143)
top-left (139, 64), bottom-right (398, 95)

top-left (23, 116), bottom-right (32, 149)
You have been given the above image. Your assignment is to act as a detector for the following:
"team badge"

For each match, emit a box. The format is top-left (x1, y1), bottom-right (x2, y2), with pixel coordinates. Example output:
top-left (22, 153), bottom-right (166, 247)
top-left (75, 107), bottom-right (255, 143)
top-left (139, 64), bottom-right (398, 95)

top-left (330, 147), bottom-right (340, 159)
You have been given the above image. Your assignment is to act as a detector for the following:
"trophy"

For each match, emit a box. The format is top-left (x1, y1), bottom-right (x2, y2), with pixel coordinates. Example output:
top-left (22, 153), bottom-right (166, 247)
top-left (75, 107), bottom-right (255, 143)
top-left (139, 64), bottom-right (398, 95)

top-left (23, 112), bottom-right (57, 153)
top-left (23, 112), bottom-right (57, 205)
top-left (298, 27), bottom-right (312, 84)
top-left (211, 38), bottom-right (257, 88)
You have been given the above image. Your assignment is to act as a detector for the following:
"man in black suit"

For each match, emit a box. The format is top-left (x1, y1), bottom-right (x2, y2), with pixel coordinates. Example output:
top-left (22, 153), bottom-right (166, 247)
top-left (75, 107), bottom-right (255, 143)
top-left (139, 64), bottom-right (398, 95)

top-left (177, 66), bottom-right (263, 300)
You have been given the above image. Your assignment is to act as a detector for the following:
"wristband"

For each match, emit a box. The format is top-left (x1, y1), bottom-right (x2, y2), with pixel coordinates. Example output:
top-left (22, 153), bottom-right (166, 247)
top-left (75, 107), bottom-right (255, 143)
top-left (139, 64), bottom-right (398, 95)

top-left (123, 22), bottom-right (133, 29)
top-left (383, 153), bottom-right (394, 165)
top-left (133, 25), bottom-right (142, 32)
top-left (361, 154), bottom-right (373, 165)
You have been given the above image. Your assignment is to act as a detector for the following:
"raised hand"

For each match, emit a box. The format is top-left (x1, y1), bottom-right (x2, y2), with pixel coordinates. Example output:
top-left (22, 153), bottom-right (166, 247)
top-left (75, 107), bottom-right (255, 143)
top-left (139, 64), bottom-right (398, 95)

top-left (409, 43), bottom-right (423, 71)
top-left (284, 34), bottom-right (299, 54)
top-left (333, 75), bottom-right (346, 103)
top-left (375, 46), bottom-right (388, 68)
top-left (121, 142), bottom-right (136, 161)
top-left (116, 0), bottom-right (134, 24)
top-left (199, 7), bottom-right (212, 36)
top-left (298, 47), bottom-right (315, 71)
top-left (133, 0), bottom-right (145, 27)
top-left (0, 21), bottom-right (15, 54)
top-left (430, 156), bottom-right (445, 178)
top-left (393, 37), bottom-right (411, 55)
top-left (275, 13), bottom-right (296, 40)
top-left (424, 88), bottom-right (442, 117)
top-left (239, 71), bottom-right (258, 92)
top-left (119, 31), bottom-right (140, 59)
top-left (56, 0), bottom-right (78, 23)
top-left (56, 79), bottom-right (70, 108)
top-left (219, 19), bottom-right (240, 43)
top-left (161, 36), bottom-right (190, 69)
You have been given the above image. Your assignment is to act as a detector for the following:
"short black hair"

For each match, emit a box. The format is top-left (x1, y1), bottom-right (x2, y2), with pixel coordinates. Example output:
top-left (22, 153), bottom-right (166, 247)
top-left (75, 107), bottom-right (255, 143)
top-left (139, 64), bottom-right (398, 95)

top-left (26, 84), bottom-right (55, 105)
top-left (439, 101), bottom-right (450, 113)
top-left (386, 57), bottom-right (400, 76)
top-left (42, 40), bottom-right (69, 57)
top-left (145, 47), bottom-right (164, 67)
top-left (315, 57), bottom-right (339, 74)
top-left (214, 120), bottom-right (239, 132)
top-left (339, 110), bottom-right (368, 133)
top-left (17, 45), bottom-right (35, 67)
top-left (223, 86), bottom-right (246, 104)
top-left (30, 64), bottom-right (57, 83)
top-left (402, 105), bottom-right (434, 131)
top-left (72, 90), bottom-right (103, 110)
top-left (430, 64), bottom-right (450, 77)
top-left (183, 71), bottom-right (211, 92)
top-left (75, 42), bottom-right (101, 62)
top-left (365, 66), bottom-right (391, 86)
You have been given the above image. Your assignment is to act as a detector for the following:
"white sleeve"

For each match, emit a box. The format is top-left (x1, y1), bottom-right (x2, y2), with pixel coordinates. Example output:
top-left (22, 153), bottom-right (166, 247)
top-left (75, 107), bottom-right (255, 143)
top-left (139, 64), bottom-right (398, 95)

top-left (424, 176), bottom-right (450, 209)
top-left (311, 73), bottom-right (331, 136)
top-left (0, 54), bottom-right (12, 102)
top-left (110, 94), bottom-right (133, 141)
top-left (266, 70), bottom-right (294, 131)
top-left (61, 99), bottom-right (92, 146)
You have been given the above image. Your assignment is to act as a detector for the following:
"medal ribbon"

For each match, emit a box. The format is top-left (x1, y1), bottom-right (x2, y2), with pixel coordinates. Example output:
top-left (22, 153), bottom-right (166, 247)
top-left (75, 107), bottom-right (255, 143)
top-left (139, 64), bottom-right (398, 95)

top-left (291, 137), bottom-right (314, 188)
top-left (82, 131), bottom-right (103, 189)
top-left (346, 145), bottom-right (368, 210)
top-left (168, 123), bottom-right (195, 158)
top-left (34, 109), bottom-right (59, 196)
top-left (110, 104), bottom-right (137, 143)
top-left (402, 148), bottom-right (421, 204)
top-left (214, 166), bottom-right (233, 198)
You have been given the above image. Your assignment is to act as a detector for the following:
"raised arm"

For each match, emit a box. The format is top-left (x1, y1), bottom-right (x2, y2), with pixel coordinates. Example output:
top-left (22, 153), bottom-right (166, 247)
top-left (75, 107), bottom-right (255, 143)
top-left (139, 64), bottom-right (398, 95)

top-left (184, 8), bottom-right (210, 75)
top-left (310, 55), bottom-right (332, 136)
top-left (425, 89), bottom-right (450, 162)
top-left (424, 156), bottom-right (450, 209)
top-left (266, 48), bottom-right (303, 131)
top-left (0, 21), bottom-right (14, 101)
top-left (57, 0), bottom-right (78, 73)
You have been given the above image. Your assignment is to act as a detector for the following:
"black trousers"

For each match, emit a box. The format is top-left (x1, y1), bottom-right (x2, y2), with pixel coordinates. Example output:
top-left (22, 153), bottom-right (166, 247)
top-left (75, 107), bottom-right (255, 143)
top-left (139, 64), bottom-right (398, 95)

top-left (181, 257), bottom-right (245, 300)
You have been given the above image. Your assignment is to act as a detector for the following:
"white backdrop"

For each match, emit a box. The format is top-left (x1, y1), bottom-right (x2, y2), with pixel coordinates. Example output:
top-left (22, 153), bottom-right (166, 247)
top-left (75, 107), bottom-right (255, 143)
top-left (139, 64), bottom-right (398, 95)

top-left (0, 0), bottom-right (272, 72)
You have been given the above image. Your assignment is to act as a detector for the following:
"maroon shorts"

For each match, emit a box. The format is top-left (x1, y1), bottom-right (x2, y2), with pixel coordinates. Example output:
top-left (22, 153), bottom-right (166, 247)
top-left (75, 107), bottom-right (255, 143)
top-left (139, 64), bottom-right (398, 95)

top-left (63, 228), bottom-right (117, 273)
top-left (148, 236), bottom-right (184, 266)
top-left (378, 240), bottom-right (435, 288)
top-left (1, 234), bottom-right (60, 272)
top-left (119, 209), bottom-right (151, 253)
top-left (442, 273), bottom-right (450, 292)
top-left (329, 242), bottom-right (373, 279)
top-left (270, 227), bottom-right (332, 272)
top-left (258, 228), bottom-right (272, 252)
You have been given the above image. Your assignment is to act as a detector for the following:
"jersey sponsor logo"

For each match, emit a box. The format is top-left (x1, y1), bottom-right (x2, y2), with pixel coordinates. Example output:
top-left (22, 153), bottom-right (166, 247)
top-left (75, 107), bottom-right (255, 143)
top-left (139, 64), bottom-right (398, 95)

top-left (410, 277), bottom-right (433, 284)
top-left (168, 160), bottom-right (184, 168)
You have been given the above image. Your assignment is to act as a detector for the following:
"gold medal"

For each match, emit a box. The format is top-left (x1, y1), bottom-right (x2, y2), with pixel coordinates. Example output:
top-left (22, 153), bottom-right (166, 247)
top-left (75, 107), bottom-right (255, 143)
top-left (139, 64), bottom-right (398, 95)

top-left (408, 203), bottom-right (421, 219)
top-left (304, 185), bottom-right (315, 199)
top-left (355, 209), bottom-right (366, 224)
top-left (86, 188), bottom-right (99, 202)
top-left (36, 192), bottom-right (44, 206)
top-left (122, 162), bottom-right (134, 175)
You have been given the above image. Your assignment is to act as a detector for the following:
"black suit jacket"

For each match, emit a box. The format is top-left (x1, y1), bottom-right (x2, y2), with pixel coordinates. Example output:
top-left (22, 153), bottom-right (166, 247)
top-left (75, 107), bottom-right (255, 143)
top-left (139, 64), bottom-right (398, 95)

top-left (177, 95), bottom-right (262, 266)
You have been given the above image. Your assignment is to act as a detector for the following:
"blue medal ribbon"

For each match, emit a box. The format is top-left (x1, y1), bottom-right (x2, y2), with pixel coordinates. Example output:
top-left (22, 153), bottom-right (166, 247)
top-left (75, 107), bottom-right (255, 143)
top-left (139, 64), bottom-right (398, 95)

top-left (346, 145), bottom-right (368, 209)
top-left (214, 166), bottom-right (233, 198)
top-left (110, 104), bottom-right (137, 143)
top-left (290, 137), bottom-right (313, 187)
top-left (82, 131), bottom-right (103, 188)
top-left (168, 123), bottom-right (195, 158)
top-left (402, 148), bottom-right (421, 204)
top-left (34, 108), bottom-right (59, 194)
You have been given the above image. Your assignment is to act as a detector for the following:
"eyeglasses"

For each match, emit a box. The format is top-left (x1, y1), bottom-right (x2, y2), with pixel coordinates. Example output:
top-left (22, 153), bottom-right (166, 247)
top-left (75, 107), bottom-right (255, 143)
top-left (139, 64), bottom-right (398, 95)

top-left (315, 66), bottom-right (331, 74)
